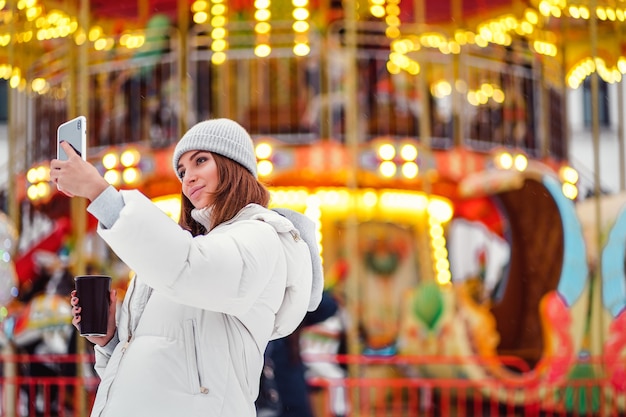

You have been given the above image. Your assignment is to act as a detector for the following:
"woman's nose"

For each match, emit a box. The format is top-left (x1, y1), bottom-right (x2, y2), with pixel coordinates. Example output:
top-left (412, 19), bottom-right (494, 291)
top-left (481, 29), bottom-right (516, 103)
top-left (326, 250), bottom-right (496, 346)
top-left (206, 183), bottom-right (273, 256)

top-left (183, 171), bottom-right (196, 184)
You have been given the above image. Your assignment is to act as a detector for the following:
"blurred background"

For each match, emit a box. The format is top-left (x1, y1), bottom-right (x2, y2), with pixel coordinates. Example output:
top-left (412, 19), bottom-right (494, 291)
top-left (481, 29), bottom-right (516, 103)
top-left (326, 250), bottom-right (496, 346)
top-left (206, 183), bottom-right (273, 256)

top-left (0, 0), bottom-right (626, 416)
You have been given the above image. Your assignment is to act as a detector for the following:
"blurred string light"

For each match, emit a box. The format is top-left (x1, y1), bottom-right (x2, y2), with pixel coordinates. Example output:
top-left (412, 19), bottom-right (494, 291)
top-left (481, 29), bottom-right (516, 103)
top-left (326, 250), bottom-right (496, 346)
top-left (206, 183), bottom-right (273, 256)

top-left (385, 0), bottom-right (401, 39)
top-left (26, 163), bottom-right (51, 203)
top-left (255, 142), bottom-right (274, 177)
top-left (372, 140), bottom-right (421, 180)
top-left (368, 0), bottom-right (401, 39)
top-left (191, 0), bottom-right (229, 65)
top-left (191, 0), bottom-right (209, 23)
top-left (119, 31), bottom-right (146, 49)
top-left (254, 0), bottom-right (272, 57)
top-left (101, 148), bottom-right (144, 186)
top-left (428, 209), bottom-right (452, 285)
top-left (492, 149), bottom-right (528, 172)
top-left (431, 80), bottom-right (451, 99)
top-left (213, 1), bottom-right (228, 64)
top-left (559, 165), bottom-right (580, 200)
top-left (292, 0), bottom-right (310, 56)
top-left (388, 37), bottom-right (420, 75)
top-left (466, 83), bottom-right (505, 106)
top-left (567, 57), bottom-right (625, 89)
top-left (369, 0), bottom-right (385, 19)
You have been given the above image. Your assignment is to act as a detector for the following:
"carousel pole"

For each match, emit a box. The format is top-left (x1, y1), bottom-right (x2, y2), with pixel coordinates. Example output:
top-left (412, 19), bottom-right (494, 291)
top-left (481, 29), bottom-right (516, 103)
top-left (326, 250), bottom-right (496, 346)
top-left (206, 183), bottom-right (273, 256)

top-left (537, 9), bottom-right (550, 158)
top-left (414, 0), bottom-right (428, 144)
top-left (539, 62), bottom-right (548, 158)
top-left (451, 0), bottom-right (463, 147)
top-left (342, 0), bottom-right (361, 396)
top-left (414, 0), bottom-right (435, 284)
top-left (71, 0), bottom-right (90, 415)
top-left (177, 0), bottom-right (189, 135)
top-left (5, 2), bottom-right (19, 236)
top-left (415, 0), bottom-right (431, 150)
top-left (3, 0), bottom-right (18, 414)
top-left (617, 22), bottom-right (625, 192)
top-left (589, 0), bottom-right (605, 355)
top-left (561, 15), bottom-right (569, 164)
top-left (618, 79), bottom-right (625, 192)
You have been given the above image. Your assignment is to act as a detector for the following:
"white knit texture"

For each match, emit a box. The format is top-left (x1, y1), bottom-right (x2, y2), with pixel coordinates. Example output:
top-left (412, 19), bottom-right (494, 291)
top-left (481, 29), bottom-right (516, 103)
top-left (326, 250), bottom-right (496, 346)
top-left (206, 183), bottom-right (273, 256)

top-left (172, 119), bottom-right (258, 179)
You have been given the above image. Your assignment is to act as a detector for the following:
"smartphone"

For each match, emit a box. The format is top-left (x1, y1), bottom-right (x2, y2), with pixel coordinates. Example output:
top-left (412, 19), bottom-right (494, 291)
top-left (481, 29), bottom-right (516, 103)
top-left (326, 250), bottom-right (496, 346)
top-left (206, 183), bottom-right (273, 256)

top-left (57, 116), bottom-right (87, 161)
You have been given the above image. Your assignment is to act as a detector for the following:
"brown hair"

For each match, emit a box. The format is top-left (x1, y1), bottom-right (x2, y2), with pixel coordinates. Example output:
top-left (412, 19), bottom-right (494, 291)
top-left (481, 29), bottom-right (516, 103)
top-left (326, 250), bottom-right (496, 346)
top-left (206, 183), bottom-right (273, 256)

top-left (178, 153), bottom-right (270, 236)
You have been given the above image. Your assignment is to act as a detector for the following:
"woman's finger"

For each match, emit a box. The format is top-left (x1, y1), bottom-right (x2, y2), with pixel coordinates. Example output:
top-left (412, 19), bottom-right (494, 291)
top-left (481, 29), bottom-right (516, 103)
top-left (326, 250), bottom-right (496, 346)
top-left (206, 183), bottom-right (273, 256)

top-left (56, 182), bottom-right (75, 197)
top-left (60, 140), bottom-right (82, 159)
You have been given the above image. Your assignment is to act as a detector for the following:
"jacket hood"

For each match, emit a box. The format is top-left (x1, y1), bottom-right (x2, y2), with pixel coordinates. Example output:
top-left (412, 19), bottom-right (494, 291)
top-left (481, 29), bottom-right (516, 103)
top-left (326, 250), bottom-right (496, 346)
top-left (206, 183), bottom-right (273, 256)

top-left (238, 205), bottom-right (323, 338)
top-left (271, 207), bottom-right (323, 311)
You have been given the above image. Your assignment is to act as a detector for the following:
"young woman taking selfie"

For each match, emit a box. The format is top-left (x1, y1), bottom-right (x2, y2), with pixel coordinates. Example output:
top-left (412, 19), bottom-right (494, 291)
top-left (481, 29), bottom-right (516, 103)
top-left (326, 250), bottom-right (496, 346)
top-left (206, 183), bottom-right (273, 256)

top-left (51, 118), bottom-right (323, 417)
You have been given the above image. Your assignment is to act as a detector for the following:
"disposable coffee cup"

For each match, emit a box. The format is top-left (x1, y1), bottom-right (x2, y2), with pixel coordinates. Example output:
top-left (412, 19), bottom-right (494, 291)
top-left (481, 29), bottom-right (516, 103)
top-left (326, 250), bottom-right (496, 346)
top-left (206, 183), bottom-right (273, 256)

top-left (74, 275), bottom-right (111, 337)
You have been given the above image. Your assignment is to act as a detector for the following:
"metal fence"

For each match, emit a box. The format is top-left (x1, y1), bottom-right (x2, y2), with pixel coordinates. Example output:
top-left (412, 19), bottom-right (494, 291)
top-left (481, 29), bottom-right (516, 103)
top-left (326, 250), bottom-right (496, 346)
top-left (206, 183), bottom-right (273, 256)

top-left (0, 353), bottom-right (623, 417)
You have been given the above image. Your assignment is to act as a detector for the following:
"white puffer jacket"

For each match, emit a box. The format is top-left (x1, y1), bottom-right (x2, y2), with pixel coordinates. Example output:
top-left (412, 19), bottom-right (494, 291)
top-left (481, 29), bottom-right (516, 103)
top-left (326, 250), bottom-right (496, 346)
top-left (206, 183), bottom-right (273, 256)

top-left (88, 190), bottom-right (321, 417)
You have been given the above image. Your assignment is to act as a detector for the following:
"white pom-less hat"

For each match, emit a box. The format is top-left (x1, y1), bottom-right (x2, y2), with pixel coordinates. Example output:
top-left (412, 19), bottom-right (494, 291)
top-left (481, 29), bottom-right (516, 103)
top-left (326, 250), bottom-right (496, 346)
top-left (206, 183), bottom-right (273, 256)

top-left (172, 118), bottom-right (258, 180)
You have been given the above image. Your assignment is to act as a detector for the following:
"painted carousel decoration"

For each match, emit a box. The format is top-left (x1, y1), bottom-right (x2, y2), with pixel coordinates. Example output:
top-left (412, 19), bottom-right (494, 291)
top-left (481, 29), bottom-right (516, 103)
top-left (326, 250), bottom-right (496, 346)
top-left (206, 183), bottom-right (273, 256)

top-left (0, 210), bottom-right (19, 345)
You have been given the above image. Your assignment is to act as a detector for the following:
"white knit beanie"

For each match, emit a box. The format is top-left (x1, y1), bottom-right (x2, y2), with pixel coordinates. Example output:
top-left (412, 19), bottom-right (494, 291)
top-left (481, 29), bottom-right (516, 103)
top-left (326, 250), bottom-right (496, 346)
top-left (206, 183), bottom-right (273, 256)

top-left (172, 118), bottom-right (258, 179)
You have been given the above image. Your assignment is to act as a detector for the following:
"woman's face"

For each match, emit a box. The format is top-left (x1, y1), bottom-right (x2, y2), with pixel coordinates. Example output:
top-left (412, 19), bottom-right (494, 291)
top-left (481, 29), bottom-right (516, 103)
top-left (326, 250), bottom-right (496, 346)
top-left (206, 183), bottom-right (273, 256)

top-left (177, 150), bottom-right (219, 209)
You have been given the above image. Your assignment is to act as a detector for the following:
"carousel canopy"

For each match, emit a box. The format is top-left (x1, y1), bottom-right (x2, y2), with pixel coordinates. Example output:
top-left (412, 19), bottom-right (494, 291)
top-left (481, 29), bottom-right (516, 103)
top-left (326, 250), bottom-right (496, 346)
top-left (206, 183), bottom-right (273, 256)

top-left (86, 0), bottom-right (518, 24)
top-left (1, 0), bottom-right (625, 90)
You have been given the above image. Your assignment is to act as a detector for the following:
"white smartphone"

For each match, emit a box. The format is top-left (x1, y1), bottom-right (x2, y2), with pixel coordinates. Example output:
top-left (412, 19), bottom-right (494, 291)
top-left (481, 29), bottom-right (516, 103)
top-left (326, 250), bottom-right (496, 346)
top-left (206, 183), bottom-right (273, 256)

top-left (57, 116), bottom-right (87, 161)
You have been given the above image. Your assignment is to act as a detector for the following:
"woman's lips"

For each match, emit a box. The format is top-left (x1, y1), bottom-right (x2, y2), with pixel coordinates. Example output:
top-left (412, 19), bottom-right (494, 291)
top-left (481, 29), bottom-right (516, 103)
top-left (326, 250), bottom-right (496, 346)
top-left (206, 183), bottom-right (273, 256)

top-left (189, 185), bottom-right (205, 200)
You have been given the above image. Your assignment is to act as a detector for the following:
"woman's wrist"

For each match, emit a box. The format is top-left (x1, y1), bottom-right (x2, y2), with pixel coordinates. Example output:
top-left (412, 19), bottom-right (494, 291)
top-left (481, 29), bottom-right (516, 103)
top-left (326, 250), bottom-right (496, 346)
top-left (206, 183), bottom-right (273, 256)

top-left (87, 179), bottom-right (112, 202)
top-left (94, 330), bottom-right (117, 347)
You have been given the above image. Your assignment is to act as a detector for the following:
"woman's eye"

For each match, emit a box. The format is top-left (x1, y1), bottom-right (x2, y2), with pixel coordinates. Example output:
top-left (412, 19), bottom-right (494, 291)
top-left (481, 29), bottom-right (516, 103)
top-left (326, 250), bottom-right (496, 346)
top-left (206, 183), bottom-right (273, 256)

top-left (196, 156), bottom-right (208, 165)
top-left (178, 170), bottom-right (185, 178)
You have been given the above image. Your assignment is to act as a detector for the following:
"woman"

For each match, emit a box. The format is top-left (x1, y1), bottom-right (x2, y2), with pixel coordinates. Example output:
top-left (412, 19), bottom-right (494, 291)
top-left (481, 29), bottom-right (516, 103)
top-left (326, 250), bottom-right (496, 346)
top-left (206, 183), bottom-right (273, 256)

top-left (51, 118), bottom-right (323, 417)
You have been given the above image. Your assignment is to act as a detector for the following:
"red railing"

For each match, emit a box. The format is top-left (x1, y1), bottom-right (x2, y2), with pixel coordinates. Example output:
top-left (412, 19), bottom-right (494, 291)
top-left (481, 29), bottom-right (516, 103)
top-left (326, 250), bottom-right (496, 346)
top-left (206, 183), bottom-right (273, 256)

top-left (0, 354), bottom-right (623, 417)
top-left (0, 354), bottom-right (98, 417)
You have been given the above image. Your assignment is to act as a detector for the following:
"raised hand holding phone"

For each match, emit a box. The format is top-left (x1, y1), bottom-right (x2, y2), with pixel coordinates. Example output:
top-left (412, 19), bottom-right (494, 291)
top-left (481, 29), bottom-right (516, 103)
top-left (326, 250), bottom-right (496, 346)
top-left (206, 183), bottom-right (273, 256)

top-left (51, 119), bottom-right (110, 201)
top-left (57, 116), bottom-right (87, 161)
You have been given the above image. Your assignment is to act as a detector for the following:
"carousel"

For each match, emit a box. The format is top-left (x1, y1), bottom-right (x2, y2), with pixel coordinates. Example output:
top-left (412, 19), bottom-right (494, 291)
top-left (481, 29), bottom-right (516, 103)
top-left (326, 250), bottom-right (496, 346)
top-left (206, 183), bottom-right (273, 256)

top-left (1, 0), bottom-right (626, 414)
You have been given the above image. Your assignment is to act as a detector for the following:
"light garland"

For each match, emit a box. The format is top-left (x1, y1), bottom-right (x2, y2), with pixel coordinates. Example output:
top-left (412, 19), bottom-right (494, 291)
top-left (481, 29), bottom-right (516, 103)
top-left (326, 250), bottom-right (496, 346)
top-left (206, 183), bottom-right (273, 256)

top-left (254, 0), bottom-right (272, 58)
top-left (292, 0), bottom-right (310, 56)
top-left (2, 0), bottom-right (626, 91)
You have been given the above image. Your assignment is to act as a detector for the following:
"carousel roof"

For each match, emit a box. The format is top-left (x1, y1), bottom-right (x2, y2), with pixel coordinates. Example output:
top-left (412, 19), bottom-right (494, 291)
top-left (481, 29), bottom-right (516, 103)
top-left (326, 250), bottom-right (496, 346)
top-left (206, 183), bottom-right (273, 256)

top-left (86, 0), bottom-right (520, 24)
top-left (2, 0), bottom-right (626, 90)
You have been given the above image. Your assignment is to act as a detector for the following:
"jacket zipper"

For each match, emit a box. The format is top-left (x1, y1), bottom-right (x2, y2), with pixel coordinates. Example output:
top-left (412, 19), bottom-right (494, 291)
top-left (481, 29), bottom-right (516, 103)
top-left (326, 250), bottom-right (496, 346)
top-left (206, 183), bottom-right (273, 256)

top-left (121, 285), bottom-right (135, 350)
top-left (185, 320), bottom-right (209, 394)
top-left (194, 322), bottom-right (209, 394)
top-left (97, 278), bottom-right (138, 417)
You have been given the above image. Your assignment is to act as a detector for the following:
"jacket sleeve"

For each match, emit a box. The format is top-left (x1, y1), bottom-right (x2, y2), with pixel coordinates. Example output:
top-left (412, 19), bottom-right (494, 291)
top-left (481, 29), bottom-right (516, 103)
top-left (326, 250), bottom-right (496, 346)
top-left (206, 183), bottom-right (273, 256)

top-left (95, 190), bottom-right (283, 316)
top-left (87, 185), bottom-right (124, 229)
top-left (93, 331), bottom-right (120, 378)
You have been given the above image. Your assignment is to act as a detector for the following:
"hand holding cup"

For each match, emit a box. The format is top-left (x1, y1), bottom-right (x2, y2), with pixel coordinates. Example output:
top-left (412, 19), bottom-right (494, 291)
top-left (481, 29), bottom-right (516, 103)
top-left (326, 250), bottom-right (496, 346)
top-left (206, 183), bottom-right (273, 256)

top-left (71, 275), bottom-right (118, 347)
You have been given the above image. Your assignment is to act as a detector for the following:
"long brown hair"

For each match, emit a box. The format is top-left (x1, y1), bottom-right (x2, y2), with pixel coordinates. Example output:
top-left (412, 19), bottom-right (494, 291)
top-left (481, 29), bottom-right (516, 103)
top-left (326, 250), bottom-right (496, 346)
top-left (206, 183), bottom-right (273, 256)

top-left (178, 153), bottom-right (270, 236)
